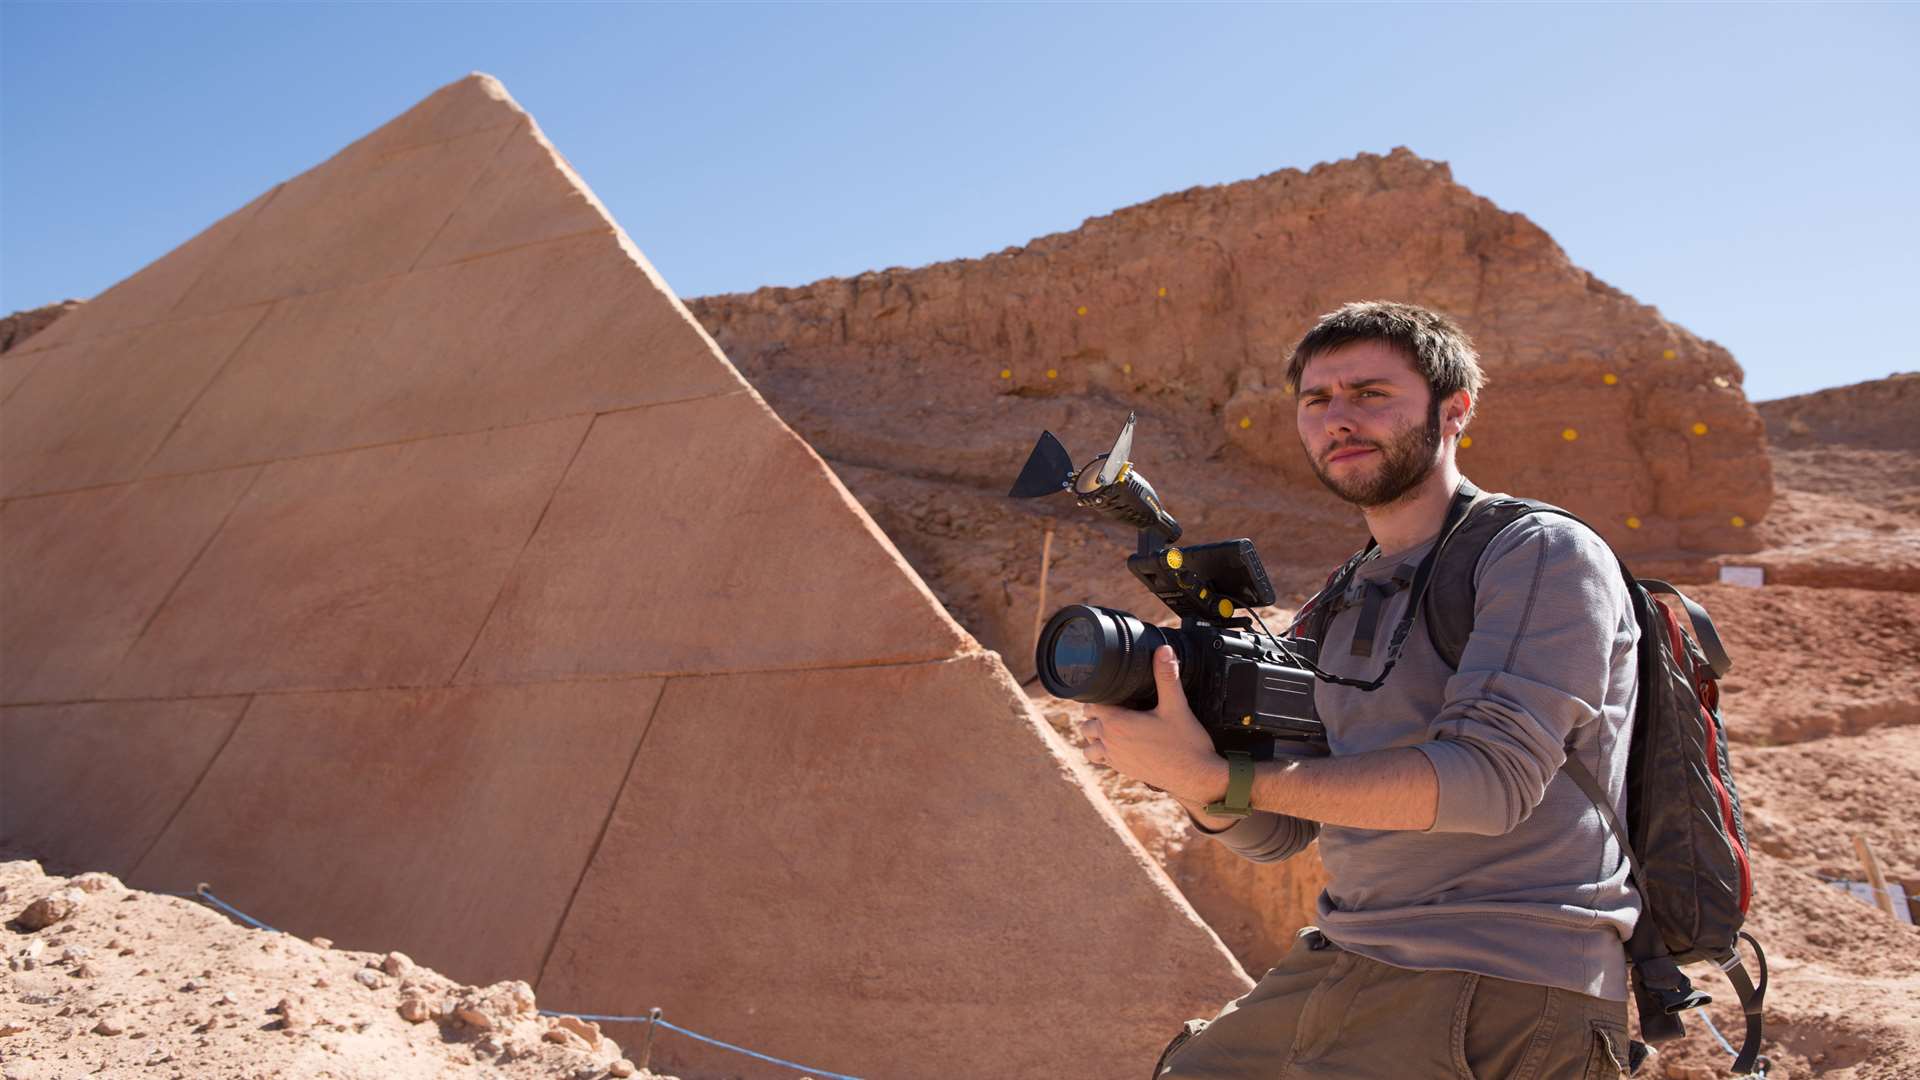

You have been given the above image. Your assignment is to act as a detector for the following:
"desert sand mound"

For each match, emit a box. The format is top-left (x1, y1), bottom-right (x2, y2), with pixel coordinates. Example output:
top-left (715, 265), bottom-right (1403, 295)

top-left (1732, 375), bottom-right (1920, 591)
top-left (0, 859), bottom-right (672, 1080)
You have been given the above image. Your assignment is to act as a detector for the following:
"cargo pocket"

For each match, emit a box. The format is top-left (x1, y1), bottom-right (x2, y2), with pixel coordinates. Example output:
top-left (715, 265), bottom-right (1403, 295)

top-left (1582, 1021), bottom-right (1628, 1080)
top-left (1151, 1019), bottom-right (1210, 1078)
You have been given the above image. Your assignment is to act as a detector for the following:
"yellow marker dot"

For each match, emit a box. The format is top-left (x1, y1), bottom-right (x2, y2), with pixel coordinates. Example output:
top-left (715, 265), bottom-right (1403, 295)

top-left (1164, 547), bottom-right (1184, 570)
top-left (1238, 417), bottom-right (1252, 430)
top-left (1459, 435), bottom-right (1473, 449)
top-left (1662, 349), bottom-right (1677, 360)
top-left (1241, 716), bottom-right (1253, 727)
top-left (1075, 305), bottom-right (1088, 316)
top-left (1046, 368), bottom-right (1058, 380)
top-left (1122, 362), bottom-right (1133, 374)
top-left (1692, 422), bottom-right (1709, 436)
top-left (1199, 587), bottom-right (1209, 599)
top-left (1217, 598), bottom-right (1234, 619)
top-left (1603, 373), bottom-right (1619, 386)
top-left (1562, 428), bottom-right (1579, 442)
top-left (999, 368), bottom-right (1012, 379)
top-left (1626, 516), bottom-right (1643, 530)
top-left (1731, 515), bottom-right (1747, 528)
top-left (1157, 287), bottom-right (1168, 298)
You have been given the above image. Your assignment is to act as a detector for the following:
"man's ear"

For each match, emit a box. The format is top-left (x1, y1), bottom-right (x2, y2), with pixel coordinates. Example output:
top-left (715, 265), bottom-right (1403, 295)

top-left (1444, 390), bottom-right (1472, 438)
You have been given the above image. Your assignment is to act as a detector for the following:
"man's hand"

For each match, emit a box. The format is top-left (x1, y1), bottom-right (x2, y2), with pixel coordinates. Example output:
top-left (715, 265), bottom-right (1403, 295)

top-left (1076, 645), bottom-right (1227, 806)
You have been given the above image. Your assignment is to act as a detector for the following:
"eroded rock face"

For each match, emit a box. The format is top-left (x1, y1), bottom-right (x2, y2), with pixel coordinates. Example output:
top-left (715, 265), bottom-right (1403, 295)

top-left (691, 147), bottom-right (1771, 580)
top-left (0, 299), bottom-right (81, 354)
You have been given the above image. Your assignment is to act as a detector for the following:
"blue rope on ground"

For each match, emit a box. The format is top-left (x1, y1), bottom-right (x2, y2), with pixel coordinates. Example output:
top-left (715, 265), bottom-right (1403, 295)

top-left (177, 883), bottom-right (286, 934)
top-left (542, 1011), bottom-right (865, 1080)
top-left (169, 882), bottom-right (865, 1080)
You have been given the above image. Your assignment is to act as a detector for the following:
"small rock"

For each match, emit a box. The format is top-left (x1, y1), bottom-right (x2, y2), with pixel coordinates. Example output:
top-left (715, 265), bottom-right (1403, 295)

top-left (181, 978), bottom-right (203, 992)
top-left (0, 1022), bottom-right (29, 1037)
top-left (312, 977), bottom-right (329, 989)
top-left (501, 980), bottom-right (536, 1015)
top-left (59, 946), bottom-right (91, 964)
top-left (70, 961), bottom-right (97, 979)
top-left (453, 1005), bottom-right (492, 1031)
top-left (17, 889), bottom-right (84, 931)
top-left (310, 936), bottom-right (332, 949)
top-left (396, 997), bottom-right (430, 1024)
top-left (552, 1014), bottom-right (602, 1049)
top-left (380, 951), bottom-right (414, 977)
top-left (215, 992), bottom-right (237, 1006)
top-left (542, 1027), bottom-right (577, 1046)
top-left (270, 997), bottom-right (304, 1031)
top-left (609, 1058), bottom-right (637, 1078)
top-left (69, 872), bottom-right (120, 894)
top-left (352, 968), bottom-right (384, 990)
top-left (92, 1016), bottom-right (126, 1036)
top-left (13, 939), bottom-right (46, 970)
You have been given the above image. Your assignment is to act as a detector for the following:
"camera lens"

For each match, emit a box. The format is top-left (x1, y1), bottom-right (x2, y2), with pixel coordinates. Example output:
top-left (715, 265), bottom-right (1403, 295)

top-left (1035, 604), bottom-right (1175, 708)
top-left (1051, 616), bottom-right (1101, 691)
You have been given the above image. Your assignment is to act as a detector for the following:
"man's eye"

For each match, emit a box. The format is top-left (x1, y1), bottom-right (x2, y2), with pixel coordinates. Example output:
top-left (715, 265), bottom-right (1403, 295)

top-left (1357, 390), bottom-right (1384, 399)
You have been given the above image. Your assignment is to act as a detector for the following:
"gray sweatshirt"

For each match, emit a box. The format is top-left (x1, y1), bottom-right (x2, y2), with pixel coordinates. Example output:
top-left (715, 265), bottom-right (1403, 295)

top-left (1201, 506), bottom-right (1641, 1000)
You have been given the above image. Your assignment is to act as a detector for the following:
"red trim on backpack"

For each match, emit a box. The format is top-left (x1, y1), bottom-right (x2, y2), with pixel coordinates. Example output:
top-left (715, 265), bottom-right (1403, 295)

top-left (1657, 599), bottom-right (1753, 914)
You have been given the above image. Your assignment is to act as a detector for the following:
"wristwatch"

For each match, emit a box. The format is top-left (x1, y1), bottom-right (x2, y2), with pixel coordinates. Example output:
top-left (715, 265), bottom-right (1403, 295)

top-left (1204, 752), bottom-right (1256, 818)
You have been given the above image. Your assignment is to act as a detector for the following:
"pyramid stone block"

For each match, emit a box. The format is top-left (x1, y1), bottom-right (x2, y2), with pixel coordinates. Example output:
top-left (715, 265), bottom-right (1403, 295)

top-left (131, 679), bottom-right (664, 983)
top-left (1, 468), bottom-right (258, 703)
top-left (415, 118), bottom-right (615, 267)
top-left (3, 74), bottom-right (1249, 1079)
top-left (0, 698), bottom-right (248, 876)
top-left (170, 125), bottom-right (517, 319)
top-left (455, 390), bottom-right (971, 684)
top-left (106, 417), bottom-right (589, 699)
top-left (537, 654), bottom-right (1247, 1080)
top-left (0, 348), bottom-right (47, 405)
top-left (6, 189), bottom-right (277, 356)
top-left (0, 306), bottom-right (267, 497)
top-left (145, 232), bottom-right (743, 475)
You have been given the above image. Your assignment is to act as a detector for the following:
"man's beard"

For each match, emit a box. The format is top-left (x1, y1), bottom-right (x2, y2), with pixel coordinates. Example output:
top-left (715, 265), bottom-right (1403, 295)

top-left (1305, 401), bottom-right (1443, 509)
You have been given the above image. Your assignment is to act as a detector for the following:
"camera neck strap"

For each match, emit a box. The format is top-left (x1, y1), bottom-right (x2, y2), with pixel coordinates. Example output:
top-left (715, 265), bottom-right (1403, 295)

top-left (1293, 479), bottom-right (1486, 692)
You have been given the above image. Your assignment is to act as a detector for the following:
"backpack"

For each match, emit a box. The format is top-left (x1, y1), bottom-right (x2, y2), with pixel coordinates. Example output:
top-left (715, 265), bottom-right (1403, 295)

top-left (1296, 480), bottom-right (1768, 1075)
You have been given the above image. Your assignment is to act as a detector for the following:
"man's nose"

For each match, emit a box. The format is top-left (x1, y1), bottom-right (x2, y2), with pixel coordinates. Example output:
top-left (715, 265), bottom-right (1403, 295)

top-left (1321, 396), bottom-right (1358, 435)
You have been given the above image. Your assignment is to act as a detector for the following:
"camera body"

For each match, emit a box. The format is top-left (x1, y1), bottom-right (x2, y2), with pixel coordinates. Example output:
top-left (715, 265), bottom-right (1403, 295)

top-left (1010, 417), bottom-right (1327, 759)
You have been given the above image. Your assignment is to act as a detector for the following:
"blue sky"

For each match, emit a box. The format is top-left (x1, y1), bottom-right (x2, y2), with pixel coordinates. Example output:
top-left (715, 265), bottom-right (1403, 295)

top-left (3, 2), bottom-right (1914, 401)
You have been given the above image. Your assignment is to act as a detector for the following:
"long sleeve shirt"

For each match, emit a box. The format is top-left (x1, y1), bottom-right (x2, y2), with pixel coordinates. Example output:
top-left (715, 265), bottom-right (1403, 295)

top-left (1199, 507), bottom-right (1642, 1000)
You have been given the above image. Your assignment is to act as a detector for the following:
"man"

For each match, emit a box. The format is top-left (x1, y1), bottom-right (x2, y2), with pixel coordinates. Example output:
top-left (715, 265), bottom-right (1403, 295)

top-left (1080, 301), bottom-right (1639, 1078)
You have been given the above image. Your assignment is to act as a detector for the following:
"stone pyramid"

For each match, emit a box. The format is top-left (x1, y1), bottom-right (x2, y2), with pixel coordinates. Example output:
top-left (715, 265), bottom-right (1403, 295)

top-left (0, 75), bottom-right (1249, 1077)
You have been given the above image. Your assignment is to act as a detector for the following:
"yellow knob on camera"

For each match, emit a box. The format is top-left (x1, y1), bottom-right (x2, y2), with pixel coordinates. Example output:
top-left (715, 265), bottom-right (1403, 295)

top-left (1241, 715), bottom-right (1253, 726)
top-left (1199, 587), bottom-right (1209, 599)
top-left (1217, 598), bottom-right (1234, 619)
top-left (1164, 547), bottom-right (1183, 570)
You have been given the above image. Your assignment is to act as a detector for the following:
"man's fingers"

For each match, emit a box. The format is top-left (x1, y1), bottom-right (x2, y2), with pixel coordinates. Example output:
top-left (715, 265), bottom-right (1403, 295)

top-left (1154, 644), bottom-right (1180, 682)
top-left (1078, 714), bottom-right (1104, 742)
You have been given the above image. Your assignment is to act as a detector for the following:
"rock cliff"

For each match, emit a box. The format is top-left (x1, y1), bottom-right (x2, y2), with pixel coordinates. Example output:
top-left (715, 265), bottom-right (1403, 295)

top-left (689, 147), bottom-right (1773, 674)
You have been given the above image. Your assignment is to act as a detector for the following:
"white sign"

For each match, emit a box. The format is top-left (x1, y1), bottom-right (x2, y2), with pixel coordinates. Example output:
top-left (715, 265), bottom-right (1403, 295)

top-left (1718, 566), bottom-right (1765, 588)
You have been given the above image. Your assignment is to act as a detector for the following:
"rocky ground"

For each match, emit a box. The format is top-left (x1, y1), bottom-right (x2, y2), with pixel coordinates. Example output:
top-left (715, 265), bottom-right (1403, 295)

top-left (0, 859), bottom-right (674, 1080)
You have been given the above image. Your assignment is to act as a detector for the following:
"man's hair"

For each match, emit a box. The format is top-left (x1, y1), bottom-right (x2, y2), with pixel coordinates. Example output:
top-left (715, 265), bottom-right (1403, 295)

top-left (1283, 301), bottom-right (1487, 421)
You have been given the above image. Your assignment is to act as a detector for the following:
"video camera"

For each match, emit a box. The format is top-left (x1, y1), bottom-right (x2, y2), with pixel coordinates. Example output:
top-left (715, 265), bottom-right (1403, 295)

top-left (1008, 413), bottom-right (1326, 759)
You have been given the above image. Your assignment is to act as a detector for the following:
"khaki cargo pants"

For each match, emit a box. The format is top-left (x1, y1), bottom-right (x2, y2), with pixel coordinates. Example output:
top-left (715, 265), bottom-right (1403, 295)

top-left (1155, 929), bottom-right (1629, 1079)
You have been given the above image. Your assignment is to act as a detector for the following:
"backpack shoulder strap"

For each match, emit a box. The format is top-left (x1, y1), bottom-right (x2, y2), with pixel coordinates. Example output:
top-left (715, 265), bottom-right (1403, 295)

top-left (1424, 491), bottom-right (1573, 669)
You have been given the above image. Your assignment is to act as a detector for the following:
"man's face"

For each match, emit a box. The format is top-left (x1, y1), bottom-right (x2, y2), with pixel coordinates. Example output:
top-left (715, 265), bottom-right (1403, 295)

top-left (1295, 340), bottom-right (1445, 509)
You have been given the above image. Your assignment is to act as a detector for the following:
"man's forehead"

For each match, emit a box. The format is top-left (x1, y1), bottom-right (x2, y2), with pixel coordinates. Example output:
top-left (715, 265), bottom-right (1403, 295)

top-left (1297, 343), bottom-right (1422, 393)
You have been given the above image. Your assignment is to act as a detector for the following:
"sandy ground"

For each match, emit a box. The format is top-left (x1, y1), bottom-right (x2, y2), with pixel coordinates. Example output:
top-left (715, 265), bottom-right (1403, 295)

top-left (0, 860), bottom-right (674, 1080)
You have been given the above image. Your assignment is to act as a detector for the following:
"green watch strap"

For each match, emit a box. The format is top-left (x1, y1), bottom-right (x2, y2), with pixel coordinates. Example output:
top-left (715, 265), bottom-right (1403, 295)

top-left (1204, 752), bottom-right (1256, 818)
